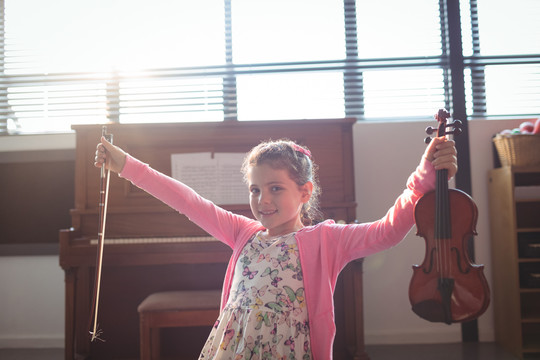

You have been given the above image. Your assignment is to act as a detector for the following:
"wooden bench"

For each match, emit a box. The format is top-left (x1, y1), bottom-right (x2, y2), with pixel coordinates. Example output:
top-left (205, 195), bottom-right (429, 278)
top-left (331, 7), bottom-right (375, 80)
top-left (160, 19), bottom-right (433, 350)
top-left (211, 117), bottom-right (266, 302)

top-left (137, 290), bottom-right (222, 360)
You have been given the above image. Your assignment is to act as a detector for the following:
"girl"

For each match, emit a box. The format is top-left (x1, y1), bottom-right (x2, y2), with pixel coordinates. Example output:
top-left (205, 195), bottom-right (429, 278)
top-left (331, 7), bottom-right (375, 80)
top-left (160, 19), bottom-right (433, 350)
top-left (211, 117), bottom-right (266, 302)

top-left (95, 136), bottom-right (457, 360)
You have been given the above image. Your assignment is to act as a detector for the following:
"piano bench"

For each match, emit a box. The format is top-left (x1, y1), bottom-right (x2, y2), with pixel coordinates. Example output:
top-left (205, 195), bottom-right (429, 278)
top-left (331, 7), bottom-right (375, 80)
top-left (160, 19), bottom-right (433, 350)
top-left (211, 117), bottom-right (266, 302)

top-left (137, 290), bottom-right (221, 360)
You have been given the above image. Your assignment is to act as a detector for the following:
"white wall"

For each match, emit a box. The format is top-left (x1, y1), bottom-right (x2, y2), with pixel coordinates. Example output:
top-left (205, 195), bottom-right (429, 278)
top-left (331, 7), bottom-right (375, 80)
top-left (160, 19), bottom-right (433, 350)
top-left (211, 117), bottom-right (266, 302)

top-left (0, 256), bottom-right (65, 348)
top-left (0, 117), bottom-right (532, 348)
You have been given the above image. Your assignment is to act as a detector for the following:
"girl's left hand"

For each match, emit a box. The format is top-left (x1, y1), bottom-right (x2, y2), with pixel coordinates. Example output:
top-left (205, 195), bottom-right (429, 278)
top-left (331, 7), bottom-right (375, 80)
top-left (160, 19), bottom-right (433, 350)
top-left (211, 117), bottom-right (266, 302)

top-left (424, 136), bottom-right (458, 179)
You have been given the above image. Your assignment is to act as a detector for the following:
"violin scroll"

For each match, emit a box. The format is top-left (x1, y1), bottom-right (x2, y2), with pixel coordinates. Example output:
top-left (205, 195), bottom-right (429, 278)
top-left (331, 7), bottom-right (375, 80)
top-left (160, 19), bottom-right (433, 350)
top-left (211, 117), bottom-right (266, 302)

top-left (424, 109), bottom-right (463, 144)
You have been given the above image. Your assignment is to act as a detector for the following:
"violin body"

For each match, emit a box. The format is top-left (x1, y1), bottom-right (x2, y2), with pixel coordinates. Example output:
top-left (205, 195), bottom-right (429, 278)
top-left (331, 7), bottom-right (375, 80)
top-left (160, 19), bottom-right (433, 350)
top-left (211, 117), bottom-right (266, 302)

top-left (408, 108), bottom-right (490, 325)
top-left (409, 188), bottom-right (490, 324)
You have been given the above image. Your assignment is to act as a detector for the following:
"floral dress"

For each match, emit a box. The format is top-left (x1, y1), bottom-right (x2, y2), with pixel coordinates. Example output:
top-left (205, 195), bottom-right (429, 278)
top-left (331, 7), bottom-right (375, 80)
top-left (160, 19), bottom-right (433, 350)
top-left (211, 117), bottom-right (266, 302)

top-left (199, 231), bottom-right (312, 360)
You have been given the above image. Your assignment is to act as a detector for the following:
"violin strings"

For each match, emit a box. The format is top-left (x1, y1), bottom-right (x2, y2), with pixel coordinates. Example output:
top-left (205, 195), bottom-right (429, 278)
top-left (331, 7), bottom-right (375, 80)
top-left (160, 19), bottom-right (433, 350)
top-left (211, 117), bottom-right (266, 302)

top-left (441, 168), bottom-right (452, 279)
top-left (441, 170), bottom-right (446, 279)
top-left (435, 169), bottom-right (443, 279)
top-left (443, 180), bottom-right (449, 279)
top-left (436, 168), bottom-right (452, 280)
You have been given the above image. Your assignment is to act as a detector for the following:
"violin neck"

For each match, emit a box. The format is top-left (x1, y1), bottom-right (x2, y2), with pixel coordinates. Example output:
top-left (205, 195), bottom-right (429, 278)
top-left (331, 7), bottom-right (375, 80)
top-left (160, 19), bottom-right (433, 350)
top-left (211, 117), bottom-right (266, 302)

top-left (435, 168), bottom-right (451, 239)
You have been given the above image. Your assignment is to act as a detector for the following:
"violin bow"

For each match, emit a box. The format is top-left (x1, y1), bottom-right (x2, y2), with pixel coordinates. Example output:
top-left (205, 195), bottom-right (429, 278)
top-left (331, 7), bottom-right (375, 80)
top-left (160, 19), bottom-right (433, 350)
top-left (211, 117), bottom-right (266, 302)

top-left (89, 126), bottom-right (113, 342)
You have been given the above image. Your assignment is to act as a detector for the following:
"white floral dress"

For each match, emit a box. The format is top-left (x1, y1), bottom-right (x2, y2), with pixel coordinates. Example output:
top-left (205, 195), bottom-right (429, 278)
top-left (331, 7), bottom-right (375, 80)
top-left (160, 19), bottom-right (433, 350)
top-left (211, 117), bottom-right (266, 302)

top-left (199, 231), bottom-right (312, 360)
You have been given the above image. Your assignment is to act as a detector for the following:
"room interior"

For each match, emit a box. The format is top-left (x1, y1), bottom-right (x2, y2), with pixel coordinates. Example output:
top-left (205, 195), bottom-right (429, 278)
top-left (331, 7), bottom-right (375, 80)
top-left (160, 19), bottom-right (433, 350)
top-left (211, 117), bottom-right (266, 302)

top-left (1, 117), bottom-right (538, 359)
top-left (1, 0), bottom-right (540, 359)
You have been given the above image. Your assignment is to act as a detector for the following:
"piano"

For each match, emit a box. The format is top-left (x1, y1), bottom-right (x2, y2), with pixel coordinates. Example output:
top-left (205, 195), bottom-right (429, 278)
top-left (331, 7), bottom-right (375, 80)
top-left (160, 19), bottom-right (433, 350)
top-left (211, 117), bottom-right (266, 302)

top-left (59, 118), bottom-right (369, 359)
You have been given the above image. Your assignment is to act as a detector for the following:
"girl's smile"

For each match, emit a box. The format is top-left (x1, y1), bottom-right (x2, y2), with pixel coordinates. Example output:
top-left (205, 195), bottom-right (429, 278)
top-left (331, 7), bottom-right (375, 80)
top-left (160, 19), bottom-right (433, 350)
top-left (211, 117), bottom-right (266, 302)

top-left (247, 163), bottom-right (312, 237)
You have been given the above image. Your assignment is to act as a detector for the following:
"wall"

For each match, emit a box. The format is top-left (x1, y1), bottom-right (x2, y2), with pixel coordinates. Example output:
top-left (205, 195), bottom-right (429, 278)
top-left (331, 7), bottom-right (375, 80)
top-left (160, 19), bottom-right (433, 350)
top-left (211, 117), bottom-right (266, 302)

top-left (0, 118), bottom-right (532, 348)
top-left (0, 133), bottom-right (75, 348)
top-left (0, 256), bottom-right (65, 348)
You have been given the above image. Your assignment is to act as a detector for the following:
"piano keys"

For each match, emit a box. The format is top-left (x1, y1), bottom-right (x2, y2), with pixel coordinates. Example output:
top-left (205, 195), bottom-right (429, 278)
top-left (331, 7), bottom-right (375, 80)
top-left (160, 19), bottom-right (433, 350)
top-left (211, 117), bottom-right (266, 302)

top-left (88, 236), bottom-right (217, 245)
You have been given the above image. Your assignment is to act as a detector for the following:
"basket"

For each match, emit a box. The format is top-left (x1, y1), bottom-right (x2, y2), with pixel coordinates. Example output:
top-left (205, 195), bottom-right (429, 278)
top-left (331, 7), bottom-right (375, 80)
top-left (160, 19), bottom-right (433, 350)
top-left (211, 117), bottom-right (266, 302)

top-left (493, 134), bottom-right (540, 167)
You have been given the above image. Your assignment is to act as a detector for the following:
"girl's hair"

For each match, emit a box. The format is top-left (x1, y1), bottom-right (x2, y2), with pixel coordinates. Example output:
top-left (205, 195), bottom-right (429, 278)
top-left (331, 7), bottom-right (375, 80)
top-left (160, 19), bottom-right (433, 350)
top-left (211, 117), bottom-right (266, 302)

top-left (241, 139), bottom-right (322, 226)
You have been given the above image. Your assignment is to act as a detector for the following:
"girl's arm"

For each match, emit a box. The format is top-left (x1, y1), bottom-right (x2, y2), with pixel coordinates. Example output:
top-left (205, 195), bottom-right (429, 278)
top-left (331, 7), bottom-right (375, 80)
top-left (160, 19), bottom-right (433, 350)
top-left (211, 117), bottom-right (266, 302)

top-left (336, 137), bottom-right (457, 262)
top-left (94, 138), bottom-right (262, 247)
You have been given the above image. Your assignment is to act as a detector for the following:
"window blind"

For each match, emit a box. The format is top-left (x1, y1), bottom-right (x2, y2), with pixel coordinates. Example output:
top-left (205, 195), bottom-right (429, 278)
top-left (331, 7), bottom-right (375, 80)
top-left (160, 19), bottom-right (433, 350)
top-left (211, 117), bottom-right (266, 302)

top-left (1, 0), bottom-right (539, 135)
top-left (463, 0), bottom-right (540, 118)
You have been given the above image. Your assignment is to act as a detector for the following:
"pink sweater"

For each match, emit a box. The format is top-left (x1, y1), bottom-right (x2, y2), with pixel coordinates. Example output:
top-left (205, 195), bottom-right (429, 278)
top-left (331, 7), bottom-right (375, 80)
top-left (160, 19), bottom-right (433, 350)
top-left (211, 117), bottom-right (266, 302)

top-left (120, 155), bottom-right (435, 360)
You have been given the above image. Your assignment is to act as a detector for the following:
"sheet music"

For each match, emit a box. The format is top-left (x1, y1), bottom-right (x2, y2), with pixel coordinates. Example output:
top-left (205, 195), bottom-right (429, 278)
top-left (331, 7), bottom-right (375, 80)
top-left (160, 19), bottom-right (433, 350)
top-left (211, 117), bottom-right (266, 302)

top-left (171, 152), bottom-right (247, 205)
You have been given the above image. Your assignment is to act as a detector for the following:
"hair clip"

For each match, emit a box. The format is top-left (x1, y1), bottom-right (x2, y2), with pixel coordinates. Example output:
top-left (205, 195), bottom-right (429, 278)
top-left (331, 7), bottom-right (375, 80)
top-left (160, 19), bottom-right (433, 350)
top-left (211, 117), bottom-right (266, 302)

top-left (292, 143), bottom-right (312, 158)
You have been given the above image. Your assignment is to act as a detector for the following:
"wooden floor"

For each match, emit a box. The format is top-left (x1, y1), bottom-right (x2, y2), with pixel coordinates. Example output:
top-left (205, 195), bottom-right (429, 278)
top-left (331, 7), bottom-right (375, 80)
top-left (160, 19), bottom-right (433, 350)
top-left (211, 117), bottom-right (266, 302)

top-left (366, 342), bottom-right (520, 360)
top-left (0, 342), bottom-right (522, 360)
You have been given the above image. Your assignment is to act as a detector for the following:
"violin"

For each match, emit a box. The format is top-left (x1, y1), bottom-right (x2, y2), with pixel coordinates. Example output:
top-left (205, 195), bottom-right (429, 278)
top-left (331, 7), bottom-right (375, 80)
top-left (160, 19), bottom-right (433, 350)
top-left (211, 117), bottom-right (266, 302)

top-left (408, 109), bottom-right (490, 324)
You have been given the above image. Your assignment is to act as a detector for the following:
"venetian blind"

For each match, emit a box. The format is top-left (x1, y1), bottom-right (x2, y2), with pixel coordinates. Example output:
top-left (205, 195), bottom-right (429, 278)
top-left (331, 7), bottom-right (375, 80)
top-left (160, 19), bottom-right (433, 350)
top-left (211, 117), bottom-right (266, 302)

top-left (462, 0), bottom-right (540, 118)
top-left (1, 0), bottom-right (539, 135)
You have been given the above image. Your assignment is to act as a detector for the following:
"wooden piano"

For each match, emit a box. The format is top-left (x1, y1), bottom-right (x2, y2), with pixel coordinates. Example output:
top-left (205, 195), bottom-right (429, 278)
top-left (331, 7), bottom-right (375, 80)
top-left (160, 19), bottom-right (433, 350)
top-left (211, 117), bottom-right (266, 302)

top-left (59, 118), bottom-right (369, 360)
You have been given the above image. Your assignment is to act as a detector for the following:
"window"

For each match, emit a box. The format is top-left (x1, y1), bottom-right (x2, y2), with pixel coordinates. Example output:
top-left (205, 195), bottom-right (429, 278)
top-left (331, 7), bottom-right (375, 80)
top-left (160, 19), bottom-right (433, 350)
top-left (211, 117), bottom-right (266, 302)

top-left (461, 0), bottom-right (540, 118)
top-left (2, 0), bottom-right (227, 133)
top-left (1, 0), bottom-right (539, 135)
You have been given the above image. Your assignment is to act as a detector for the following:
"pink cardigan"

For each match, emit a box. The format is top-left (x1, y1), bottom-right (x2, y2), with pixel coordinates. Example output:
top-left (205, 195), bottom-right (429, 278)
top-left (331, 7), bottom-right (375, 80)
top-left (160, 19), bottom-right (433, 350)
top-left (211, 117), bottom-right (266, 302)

top-left (120, 155), bottom-right (435, 360)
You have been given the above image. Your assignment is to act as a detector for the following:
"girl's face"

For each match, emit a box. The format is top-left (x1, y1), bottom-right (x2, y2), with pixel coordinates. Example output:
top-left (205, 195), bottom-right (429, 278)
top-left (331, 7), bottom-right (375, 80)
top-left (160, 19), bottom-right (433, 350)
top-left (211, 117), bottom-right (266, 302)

top-left (247, 163), bottom-right (312, 237)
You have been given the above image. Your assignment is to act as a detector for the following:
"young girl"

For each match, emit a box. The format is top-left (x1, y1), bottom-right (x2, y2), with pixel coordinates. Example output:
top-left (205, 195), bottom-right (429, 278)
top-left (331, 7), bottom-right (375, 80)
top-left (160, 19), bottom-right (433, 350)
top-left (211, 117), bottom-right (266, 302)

top-left (95, 136), bottom-right (457, 360)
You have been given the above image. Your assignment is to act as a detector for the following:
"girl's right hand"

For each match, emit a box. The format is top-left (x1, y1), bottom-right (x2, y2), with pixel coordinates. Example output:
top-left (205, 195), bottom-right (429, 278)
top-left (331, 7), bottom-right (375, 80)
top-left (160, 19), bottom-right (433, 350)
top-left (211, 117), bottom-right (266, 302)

top-left (94, 136), bottom-right (127, 174)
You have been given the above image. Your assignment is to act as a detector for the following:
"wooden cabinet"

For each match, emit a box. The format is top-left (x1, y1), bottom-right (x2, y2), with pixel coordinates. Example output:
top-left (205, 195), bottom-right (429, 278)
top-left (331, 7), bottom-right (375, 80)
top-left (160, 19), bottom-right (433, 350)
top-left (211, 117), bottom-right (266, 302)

top-left (488, 166), bottom-right (540, 359)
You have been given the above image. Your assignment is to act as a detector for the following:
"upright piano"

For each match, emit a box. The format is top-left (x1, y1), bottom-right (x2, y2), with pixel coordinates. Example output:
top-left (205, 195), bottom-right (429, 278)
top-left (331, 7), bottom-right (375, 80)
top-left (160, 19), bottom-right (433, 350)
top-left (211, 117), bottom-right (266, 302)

top-left (59, 118), bottom-right (369, 359)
